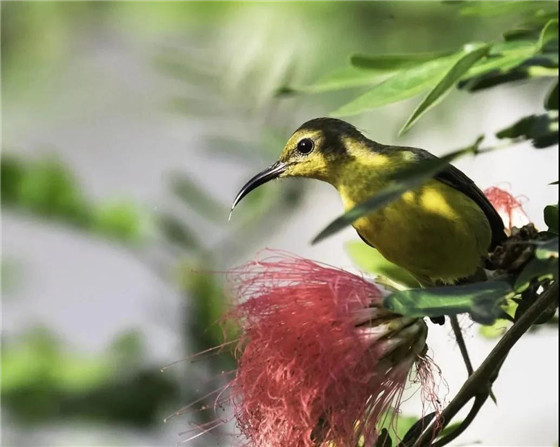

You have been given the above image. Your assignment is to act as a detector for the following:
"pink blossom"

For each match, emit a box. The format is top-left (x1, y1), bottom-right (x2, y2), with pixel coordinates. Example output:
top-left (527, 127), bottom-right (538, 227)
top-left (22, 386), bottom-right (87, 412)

top-left (485, 186), bottom-right (530, 233)
top-left (218, 252), bottom-right (436, 447)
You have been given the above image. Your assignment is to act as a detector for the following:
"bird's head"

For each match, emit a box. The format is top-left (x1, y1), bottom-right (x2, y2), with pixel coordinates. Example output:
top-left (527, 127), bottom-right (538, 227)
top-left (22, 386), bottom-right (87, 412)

top-left (231, 118), bottom-right (368, 214)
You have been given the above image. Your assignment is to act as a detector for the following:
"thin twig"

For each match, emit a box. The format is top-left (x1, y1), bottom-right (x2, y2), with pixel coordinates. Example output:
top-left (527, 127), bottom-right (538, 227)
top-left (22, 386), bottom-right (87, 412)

top-left (450, 314), bottom-right (498, 403)
top-left (449, 315), bottom-right (474, 376)
top-left (413, 281), bottom-right (558, 447)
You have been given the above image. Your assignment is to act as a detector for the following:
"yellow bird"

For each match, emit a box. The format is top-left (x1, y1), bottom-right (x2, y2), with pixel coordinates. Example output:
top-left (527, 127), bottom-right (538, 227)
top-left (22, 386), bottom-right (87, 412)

top-left (231, 117), bottom-right (506, 289)
top-left (231, 116), bottom-right (507, 371)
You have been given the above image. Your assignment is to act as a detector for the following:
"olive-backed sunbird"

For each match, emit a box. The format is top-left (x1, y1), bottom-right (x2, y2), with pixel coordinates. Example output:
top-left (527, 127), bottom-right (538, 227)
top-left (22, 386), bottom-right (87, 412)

top-left (231, 117), bottom-right (506, 286)
top-left (230, 117), bottom-right (507, 373)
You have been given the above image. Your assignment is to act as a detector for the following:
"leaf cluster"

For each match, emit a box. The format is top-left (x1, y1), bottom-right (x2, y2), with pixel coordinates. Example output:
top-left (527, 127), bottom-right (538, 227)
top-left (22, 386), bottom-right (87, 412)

top-left (279, 3), bottom-right (558, 138)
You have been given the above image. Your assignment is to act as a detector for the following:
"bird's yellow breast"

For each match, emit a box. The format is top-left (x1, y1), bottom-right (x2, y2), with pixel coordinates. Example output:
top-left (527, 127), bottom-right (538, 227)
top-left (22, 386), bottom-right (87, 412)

top-left (336, 159), bottom-right (491, 284)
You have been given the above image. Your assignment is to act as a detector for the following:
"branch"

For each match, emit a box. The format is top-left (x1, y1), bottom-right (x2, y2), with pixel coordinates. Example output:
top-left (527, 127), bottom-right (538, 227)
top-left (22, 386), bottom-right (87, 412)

top-left (449, 315), bottom-right (474, 375)
top-left (432, 394), bottom-right (488, 447)
top-left (413, 281), bottom-right (558, 447)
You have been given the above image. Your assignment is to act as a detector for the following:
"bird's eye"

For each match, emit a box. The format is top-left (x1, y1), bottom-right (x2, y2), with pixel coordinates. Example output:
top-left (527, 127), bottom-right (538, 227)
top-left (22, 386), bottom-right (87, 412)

top-left (297, 138), bottom-right (314, 155)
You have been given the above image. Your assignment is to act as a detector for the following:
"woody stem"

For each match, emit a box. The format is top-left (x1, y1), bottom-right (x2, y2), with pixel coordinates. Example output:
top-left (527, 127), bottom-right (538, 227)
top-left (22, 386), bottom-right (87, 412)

top-left (413, 281), bottom-right (558, 447)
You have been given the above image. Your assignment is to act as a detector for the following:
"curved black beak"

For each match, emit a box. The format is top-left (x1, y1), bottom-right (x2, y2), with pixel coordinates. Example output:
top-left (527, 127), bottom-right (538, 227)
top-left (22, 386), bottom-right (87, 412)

top-left (229, 161), bottom-right (287, 219)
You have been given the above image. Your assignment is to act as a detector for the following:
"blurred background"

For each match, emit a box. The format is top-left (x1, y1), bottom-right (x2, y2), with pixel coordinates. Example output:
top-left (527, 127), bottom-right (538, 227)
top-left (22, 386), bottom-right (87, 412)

top-left (1, 2), bottom-right (558, 446)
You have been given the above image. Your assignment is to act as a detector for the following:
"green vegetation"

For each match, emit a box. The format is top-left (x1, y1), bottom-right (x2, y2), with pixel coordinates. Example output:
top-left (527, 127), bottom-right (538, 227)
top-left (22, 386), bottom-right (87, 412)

top-left (1, 2), bottom-right (557, 446)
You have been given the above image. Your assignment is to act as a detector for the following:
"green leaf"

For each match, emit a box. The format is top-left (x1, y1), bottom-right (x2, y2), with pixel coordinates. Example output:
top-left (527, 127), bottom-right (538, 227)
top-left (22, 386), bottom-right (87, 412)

top-left (350, 52), bottom-right (452, 71)
top-left (479, 318), bottom-right (511, 338)
top-left (516, 278), bottom-right (547, 321)
top-left (399, 44), bottom-right (490, 134)
top-left (538, 19), bottom-right (559, 51)
top-left (459, 69), bottom-right (530, 92)
top-left (1, 155), bottom-right (151, 244)
top-left (545, 81), bottom-right (558, 110)
top-left (496, 112), bottom-right (559, 148)
top-left (503, 28), bottom-right (540, 42)
top-left (346, 241), bottom-right (418, 288)
top-left (460, 1), bottom-right (549, 17)
top-left (384, 281), bottom-right (512, 325)
top-left (456, 40), bottom-right (538, 91)
top-left (463, 53), bottom-right (529, 79)
top-left (456, 41), bottom-right (536, 91)
top-left (489, 40), bottom-right (537, 56)
top-left (520, 9), bottom-right (560, 29)
top-left (312, 141), bottom-right (481, 244)
top-left (92, 201), bottom-right (147, 243)
top-left (0, 155), bottom-right (25, 204)
top-left (331, 53), bottom-right (463, 117)
top-left (514, 257), bottom-right (558, 292)
top-left (527, 64), bottom-right (559, 77)
top-left (277, 66), bottom-right (388, 94)
top-left (14, 158), bottom-right (91, 225)
top-left (535, 237), bottom-right (559, 259)
top-left (478, 299), bottom-right (517, 338)
top-left (544, 204), bottom-right (559, 234)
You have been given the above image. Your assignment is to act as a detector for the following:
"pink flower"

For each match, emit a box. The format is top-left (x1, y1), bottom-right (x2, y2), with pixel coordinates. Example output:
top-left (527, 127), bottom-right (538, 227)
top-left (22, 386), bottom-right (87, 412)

top-left (485, 186), bottom-right (530, 233)
top-left (219, 252), bottom-right (436, 447)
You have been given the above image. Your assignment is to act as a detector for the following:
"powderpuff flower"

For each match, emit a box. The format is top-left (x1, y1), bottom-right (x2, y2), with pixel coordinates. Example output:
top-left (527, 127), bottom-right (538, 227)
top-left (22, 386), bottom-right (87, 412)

top-left (484, 186), bottom-right (530, 233)
top-left (217, 252), bottom-right (437, 447)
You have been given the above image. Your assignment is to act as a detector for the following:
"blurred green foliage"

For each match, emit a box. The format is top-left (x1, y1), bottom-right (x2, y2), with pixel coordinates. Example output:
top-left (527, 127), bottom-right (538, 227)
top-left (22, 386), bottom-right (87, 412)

top-left (2, 155), bottom-right (91, 226)
top-left (1, 155), bottom-right (149, 243)
top-left (1, 1), bottom-right (558, 445)
top-left (1, 329), bottom-right (177, 426)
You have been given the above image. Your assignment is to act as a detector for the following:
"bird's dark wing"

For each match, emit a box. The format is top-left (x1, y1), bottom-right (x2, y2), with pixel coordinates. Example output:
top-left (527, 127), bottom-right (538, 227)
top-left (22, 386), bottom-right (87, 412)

top-left (434, 161), bottom-right (507, 250)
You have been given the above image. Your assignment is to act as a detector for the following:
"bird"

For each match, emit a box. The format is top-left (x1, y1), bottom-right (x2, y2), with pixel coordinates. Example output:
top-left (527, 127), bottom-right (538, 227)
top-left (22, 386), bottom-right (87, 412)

top-left (230, 117), bottom-right (507, 372)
